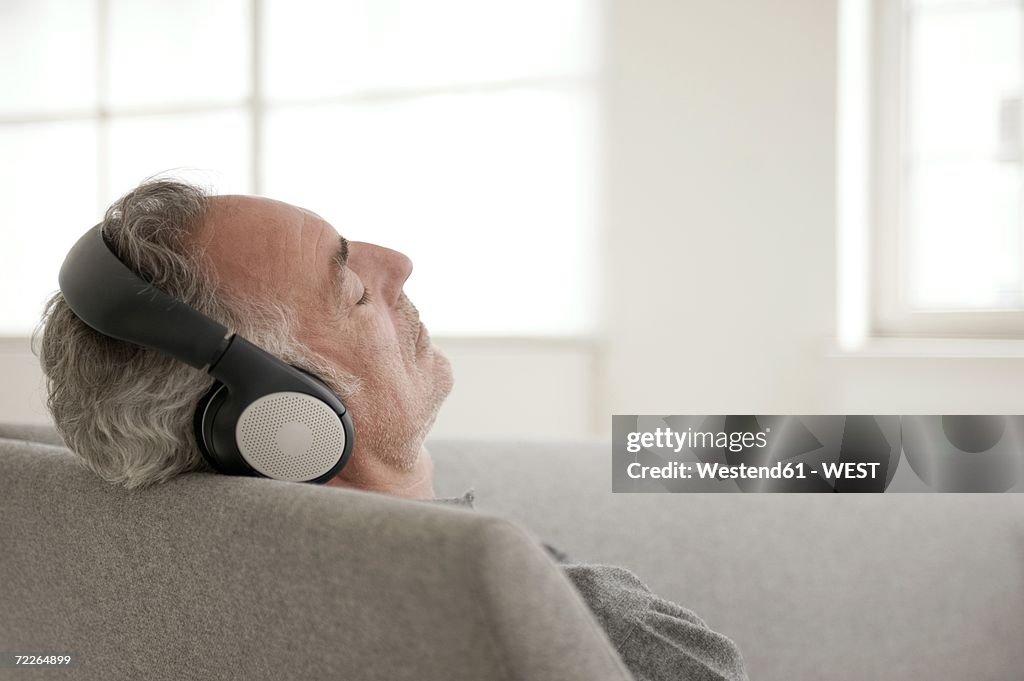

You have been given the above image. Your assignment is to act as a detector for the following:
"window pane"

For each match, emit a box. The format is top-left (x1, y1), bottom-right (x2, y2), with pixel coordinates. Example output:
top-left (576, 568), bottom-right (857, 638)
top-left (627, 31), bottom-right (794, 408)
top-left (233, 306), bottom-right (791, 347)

top-left (0, 122), bottom-right (98, 334)
top-left (263, 0), bottom-right (597, 100)
top-left (907, 160), bottom-right (1020, 309)
top-left (907, 3), bottom-right (1020, 158)
top-left (107, 110), bottom-right (252, 203)
top-left (263, 89), bottom-right (598, 336)
top-left (108, 0), bottom-right (250, 107)
top-left (0, 0), bottom-right (97, 115)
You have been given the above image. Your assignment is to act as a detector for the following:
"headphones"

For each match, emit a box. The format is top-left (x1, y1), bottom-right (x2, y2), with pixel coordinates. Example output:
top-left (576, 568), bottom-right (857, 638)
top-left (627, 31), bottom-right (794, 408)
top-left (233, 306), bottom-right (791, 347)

top-left (58, 224), bottom-right (354, 484)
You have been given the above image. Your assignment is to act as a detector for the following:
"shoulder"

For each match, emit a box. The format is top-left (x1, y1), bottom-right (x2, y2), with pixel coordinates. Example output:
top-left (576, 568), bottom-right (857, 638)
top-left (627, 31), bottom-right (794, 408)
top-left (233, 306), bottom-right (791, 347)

top-left (560, 562), bottom-right (749, 681)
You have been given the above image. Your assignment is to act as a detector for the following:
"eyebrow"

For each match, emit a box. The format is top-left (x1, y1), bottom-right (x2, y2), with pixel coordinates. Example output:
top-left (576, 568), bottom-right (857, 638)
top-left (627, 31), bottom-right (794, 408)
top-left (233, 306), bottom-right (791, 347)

top-left (329, 235), bottom-right (350, 300)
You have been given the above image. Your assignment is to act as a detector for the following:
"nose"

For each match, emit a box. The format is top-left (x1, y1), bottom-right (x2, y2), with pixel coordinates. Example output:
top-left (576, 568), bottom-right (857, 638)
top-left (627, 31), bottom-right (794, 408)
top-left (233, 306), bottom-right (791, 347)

top-left (348, 241), bottom-right (413, 306)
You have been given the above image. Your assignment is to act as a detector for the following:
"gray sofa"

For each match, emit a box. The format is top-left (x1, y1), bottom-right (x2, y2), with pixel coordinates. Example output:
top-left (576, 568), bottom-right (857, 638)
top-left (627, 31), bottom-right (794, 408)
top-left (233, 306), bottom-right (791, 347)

top-left (3, 424), bottom-right (1024, 680)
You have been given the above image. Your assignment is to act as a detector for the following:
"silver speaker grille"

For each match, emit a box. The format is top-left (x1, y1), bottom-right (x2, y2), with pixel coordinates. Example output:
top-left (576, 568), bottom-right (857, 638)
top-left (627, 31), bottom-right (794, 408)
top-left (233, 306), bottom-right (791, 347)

top-left (236, 392), bottom-right (346, 482)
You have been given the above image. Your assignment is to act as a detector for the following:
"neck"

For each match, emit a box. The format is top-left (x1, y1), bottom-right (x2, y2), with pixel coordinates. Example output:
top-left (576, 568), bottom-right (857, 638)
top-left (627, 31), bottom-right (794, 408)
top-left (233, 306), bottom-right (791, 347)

top-left (325, 444), bottom-right (435, 500)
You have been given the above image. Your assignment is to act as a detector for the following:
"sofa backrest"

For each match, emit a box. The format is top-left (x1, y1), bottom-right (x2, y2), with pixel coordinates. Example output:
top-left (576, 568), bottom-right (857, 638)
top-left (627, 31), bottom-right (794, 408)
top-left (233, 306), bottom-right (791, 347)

top-left (0, 428), bottom-right (631, 681)
top-left (433, 438), bottom-right (1024, 681)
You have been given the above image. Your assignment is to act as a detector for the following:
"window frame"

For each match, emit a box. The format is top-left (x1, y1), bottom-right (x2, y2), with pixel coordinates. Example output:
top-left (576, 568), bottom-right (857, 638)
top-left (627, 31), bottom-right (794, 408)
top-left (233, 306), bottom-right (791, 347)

top-left (871, 0), bottom-right (1024, 339)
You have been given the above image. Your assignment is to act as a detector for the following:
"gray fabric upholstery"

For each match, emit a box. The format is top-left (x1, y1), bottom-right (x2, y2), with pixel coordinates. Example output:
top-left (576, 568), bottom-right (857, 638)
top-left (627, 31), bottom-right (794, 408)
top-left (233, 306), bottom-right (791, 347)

top-left (432, 438), bottom-right (1024, 681)
top-left (0, 422), bottom-right (65, 448)
top-left (0, 428), bottom-right (631, 681)
top-left (8, 422), bottom-right (1024, 680)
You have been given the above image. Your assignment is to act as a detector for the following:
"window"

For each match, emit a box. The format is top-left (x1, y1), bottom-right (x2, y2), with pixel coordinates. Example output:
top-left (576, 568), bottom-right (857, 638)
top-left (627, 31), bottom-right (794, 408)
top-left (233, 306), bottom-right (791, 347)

top-left (873, 0), bottom-right (1024, 337)
top-left (0, 0), bottom-right (600, 337)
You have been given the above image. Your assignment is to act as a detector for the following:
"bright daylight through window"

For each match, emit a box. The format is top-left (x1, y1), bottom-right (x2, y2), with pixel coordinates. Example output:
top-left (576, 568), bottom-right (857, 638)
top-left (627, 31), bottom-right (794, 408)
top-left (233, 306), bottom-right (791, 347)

top-left (874, 0), bottom-right (1024, 338)
top-left (0, 0), bottom-right (600, 337)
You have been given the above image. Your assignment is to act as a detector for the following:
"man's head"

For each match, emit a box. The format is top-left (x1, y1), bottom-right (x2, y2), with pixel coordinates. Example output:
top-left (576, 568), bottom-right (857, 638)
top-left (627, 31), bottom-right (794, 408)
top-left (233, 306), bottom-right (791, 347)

top-left (38, 179), bottom-right (453, 490)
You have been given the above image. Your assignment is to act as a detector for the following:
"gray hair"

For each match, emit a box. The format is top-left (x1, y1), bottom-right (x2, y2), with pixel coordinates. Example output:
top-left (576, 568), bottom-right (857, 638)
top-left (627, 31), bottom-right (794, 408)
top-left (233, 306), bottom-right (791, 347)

top-left (35, 178), bottom-right (360, 489)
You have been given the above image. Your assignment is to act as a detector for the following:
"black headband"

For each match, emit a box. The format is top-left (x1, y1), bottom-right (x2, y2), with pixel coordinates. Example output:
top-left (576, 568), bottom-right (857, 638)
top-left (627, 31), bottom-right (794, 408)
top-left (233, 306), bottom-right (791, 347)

top-left (58, 224), bottom-right (231, 370)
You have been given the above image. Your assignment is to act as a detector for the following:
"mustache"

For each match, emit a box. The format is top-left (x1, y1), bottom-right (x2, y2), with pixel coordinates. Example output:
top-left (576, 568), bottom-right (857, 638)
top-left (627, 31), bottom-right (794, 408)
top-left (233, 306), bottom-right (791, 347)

top-left (397, 292), bottom-right (419, 323)
top-left (396, 292), bottom-right (421, 348)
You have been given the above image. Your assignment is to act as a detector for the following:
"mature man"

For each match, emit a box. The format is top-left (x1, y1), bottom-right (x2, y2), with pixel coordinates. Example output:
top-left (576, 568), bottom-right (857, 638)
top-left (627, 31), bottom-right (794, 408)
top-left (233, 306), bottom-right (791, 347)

top-left (39, 179), bottom-right (747, 681)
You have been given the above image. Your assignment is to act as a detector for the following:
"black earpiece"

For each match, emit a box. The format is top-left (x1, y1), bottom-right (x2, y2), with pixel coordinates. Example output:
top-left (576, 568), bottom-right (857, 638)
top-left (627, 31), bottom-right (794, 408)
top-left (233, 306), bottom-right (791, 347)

top-left (59, 224), bottom-right (354, 483)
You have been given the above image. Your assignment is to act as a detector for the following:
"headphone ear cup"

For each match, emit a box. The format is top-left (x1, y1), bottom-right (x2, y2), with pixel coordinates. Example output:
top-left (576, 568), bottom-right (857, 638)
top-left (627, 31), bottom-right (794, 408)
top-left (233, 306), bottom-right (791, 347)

top-left (193, 381), bottom-right (229, 471)
top-left (234, 392), bottom-right (351, 482)
top-left (192, 337), bottom-right (356, 483)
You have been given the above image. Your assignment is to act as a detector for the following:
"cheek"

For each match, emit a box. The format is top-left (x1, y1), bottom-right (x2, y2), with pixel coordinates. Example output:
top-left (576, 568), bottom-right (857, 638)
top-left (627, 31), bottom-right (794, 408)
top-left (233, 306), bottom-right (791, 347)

top-left (342, 306), bottom-right (401, 345)
top-left (370, 312), bottom-right (401, 339)
top-left (313, 311), bottom-right (395, 355)
top-left (347, 363), bottom-right (423, 427)
top-left (307, 312), bottom-right (412, 390)
top-left (332, 331), bottom-right (406, 387)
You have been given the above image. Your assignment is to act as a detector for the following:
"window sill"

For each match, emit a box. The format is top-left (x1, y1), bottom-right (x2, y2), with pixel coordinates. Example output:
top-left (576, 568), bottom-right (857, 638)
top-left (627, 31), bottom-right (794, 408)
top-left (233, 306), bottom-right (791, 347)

top-left (828, 337), bottom-right (1024, 359)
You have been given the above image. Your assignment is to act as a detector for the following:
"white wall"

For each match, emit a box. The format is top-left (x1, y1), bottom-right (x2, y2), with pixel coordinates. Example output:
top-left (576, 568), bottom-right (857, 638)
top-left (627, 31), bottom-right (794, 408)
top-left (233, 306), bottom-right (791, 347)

top-left (430, 338), bottom-right (600, 438)
top-left (0, 338), bottom-right (49, 424)
top-left (601, 0), bottom-right (1024, 418)
top-left (602, 0), bottom-right (840, 416)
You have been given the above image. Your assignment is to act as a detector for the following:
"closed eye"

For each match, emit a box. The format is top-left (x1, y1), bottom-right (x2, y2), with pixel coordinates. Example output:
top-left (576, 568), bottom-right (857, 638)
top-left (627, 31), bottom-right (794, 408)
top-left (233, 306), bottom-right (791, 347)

top-left (357, 288), bottom-right (371, 305)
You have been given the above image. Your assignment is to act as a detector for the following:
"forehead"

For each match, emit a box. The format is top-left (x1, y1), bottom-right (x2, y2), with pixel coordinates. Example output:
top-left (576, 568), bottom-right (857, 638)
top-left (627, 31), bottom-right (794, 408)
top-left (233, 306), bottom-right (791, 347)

top-left (198, 195), bottom-right (337, 302)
